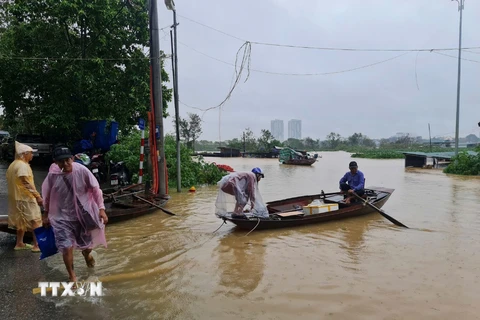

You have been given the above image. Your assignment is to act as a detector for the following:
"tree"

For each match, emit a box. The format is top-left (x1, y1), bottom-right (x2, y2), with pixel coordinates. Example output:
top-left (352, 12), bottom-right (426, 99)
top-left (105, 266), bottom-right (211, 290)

top-left (242, 128), bottom-right (257, 152)
top-left (195, 140), bottom-right (220, 152)
top-left (0, 0), bottom-right (172, 139)
top-left (176, 113), bottom-right (202, 150)
top-left (226, 138), bottom-right (243, 151)
top-left (303, 137), bottom-right (318, 150)
top-left (271, 139), bottom-right (282, 148)
top-left (325, 132), bottom-right (342, 149)
top-left (347, 132), bottom-right (376, 148)
top-left (379, 138), bottom-right (392, 148)
top-left (394, 134), bottom-right (415, 148)
top-left (257, 129), bottom-right (275, 151)
top-left (362, 137), bottom-right (376, 148)
top-left (465, 134), bottom-right (479, 143)
top-left (285, 138), bottom-right (305, 150)
top-left (106, 131), bottom-right (225, 188)
top-left (347, 133), bottom-right (364, 146)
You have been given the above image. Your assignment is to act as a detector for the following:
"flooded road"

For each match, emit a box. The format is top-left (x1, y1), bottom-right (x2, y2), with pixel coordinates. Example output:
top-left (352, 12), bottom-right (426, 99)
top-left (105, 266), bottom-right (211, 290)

top-left (5, 152), bottom-right (480, 319)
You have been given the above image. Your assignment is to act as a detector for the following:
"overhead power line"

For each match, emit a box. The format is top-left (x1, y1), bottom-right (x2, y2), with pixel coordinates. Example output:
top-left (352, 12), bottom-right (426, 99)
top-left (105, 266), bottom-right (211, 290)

top-left (178, 40), bottom-right (410, 76)
top-left (249, 42), bottom-right (480, 53)
top-left (179, 100), bottom-right (206, 111)
top-left (464, 49), bottom-right (480, 55)
top-left (432, 51), bottom-right (480, 64)
top-left (178, 14), bottom-right (480, 53)
top-left (0, 55), bottom-right (150, 61)
top-left (177, 14), bottom-right (245, 42)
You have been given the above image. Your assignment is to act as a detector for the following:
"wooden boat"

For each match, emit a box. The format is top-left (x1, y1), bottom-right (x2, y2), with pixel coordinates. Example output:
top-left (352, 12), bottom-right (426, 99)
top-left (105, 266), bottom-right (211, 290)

top-left (279, 147), bottom-right (317, 166)
top-left (281, 158), bottom-right (316, 166)
top-left (0, 185), bottom-right (170, 237)
top-left (218, 186), bottom-right (394, 231)
top-left (104, 192), bottom-right (170, 223)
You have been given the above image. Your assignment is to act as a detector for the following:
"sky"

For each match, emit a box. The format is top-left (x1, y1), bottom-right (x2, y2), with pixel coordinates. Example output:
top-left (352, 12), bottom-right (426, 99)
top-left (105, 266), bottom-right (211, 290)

top-left (157, 0), bottom-right (480, 142)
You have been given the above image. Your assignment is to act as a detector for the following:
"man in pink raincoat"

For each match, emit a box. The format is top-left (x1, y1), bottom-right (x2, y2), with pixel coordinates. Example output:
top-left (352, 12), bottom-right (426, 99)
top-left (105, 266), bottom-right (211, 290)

top-left (42, 146), bottom-right (108, 282)
top-left (215, 167), bottom-right (269, 219)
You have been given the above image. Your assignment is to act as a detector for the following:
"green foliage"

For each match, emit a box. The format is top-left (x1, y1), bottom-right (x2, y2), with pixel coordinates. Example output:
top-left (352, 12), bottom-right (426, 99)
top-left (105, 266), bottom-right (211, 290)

top-left (303, 137), bottom-right (320, 150)
top-left (195, 140), bottom-right (222, 152)
top-left (321, 132), bottom-right (376, 151)
top-left (105, 130), bottom-right (145, 181)
top-left (351, 150), bottom-right (405, 159)
top-left (225, 138), bottom-right (243, 151)
top-left (164, 135), bottom-right (226, 188)
top-left (378, 136), bottom-right (417, 149)
top-left (0, 0), bottom-right (172, 140)
top-left (324, 132), bottom-right (343, 149)
top-left (316, 132), bottom-right (471, 159)
top-left (105, 131), bottom-right (226, 188)
top-left (284, 138), bottom-right (305, 150)
top-left (443, 151), bottom-right (480, 176)
top-left (257, 129), bottom-right (275, 151)
top-left (174, 113), bottom-right (202, 150)
top-left (242, 128), bottom-right (258, 152)
top-left (224, 129), bottom-right (317, 152)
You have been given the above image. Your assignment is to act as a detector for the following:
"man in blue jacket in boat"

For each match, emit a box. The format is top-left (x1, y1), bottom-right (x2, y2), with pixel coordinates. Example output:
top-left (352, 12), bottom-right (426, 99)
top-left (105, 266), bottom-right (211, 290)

top-left (339, 161), bottom-right (365, 204)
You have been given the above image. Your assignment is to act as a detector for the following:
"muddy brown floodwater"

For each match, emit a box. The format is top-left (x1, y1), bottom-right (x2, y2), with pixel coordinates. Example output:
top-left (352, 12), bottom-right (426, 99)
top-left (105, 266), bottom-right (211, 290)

top-left (31, 152), bottom-right (480, 319)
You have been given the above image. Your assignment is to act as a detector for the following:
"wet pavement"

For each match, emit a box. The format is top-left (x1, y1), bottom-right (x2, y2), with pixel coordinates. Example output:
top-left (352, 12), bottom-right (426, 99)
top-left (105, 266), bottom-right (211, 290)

top-left (0, 162), bottom-right (104, 320)
top-left (0, 232), bottom-right (73, 320)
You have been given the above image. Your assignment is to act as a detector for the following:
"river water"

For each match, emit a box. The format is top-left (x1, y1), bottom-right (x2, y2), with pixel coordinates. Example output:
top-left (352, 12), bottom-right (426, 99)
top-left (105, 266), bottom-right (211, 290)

top-left (25, 152), bottom-right (480, 319)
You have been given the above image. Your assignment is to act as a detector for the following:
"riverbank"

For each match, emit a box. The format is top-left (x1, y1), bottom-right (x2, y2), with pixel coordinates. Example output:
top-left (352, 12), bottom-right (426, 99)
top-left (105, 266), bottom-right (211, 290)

top-left (350, 150), bottom-right (405, 159)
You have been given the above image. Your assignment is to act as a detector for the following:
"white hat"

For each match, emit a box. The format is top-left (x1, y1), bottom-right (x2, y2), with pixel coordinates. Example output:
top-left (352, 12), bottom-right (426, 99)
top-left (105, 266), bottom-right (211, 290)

top-left (15, 141), bottom-right (37, 154)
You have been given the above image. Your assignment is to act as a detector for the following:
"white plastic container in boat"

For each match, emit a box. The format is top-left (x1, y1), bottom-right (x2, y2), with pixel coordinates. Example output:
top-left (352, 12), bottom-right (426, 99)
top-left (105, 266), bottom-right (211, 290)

top-left (303, 199), bottom-right (339, 215)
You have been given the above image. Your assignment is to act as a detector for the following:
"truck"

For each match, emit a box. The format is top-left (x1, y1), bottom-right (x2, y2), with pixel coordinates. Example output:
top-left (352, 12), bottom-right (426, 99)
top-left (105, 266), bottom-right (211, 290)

top-left (0, 134), bottom-right (53, 161)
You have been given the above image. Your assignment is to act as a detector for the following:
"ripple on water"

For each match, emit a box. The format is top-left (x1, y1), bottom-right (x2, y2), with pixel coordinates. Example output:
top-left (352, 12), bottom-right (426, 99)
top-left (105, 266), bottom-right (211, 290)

top-left (26, 153), bottom-right (480, 319)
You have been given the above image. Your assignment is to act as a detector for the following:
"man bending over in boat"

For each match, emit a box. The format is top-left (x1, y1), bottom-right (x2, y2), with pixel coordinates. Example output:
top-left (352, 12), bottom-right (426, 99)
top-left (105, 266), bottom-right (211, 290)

top-left (339, 161), bottom-right (365, 204)
top-left (215, 167), bottom-right (269, 219)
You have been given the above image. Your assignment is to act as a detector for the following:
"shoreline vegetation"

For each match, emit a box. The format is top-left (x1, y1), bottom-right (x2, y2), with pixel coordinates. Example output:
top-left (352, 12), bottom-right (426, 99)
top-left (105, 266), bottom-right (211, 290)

top-left (196, 128), bottom-right (480, 178)
top-left (443, 150), bottom-right (480, 176)
top-left (343, 147), bottom-right (479, 176)
top-left (345, 147), bottom-right (479, 176)
top-left (350, 150), bottom-right (405, 159)
top-left (331, 146), bottom-right (460, 160)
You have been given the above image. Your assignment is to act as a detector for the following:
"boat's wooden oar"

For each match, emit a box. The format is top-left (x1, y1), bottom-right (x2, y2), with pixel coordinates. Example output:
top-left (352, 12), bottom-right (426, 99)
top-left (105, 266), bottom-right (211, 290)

top-left (352, 193), bottom-right (408, 228)
top-left (107, 190), bottom-right (145, 202)
top-left (133, 195), bottom-right (176, 216)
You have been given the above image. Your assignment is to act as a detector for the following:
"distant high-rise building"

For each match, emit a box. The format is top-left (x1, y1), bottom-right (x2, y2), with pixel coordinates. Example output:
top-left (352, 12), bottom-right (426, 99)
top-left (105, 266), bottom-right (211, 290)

top-left (288, 119), bottom-right (302, 139)
top-left (271, 119), bottom-right (284, 141)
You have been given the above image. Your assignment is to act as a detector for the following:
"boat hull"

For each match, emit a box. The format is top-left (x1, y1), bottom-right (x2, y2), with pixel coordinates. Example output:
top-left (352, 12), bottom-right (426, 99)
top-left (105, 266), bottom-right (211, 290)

top-left (281, 159), bottom-right (316, 166)
top-left (0, 194), bottom-right (169, 237)
top-left (221, 187), bottom-right (394, 231)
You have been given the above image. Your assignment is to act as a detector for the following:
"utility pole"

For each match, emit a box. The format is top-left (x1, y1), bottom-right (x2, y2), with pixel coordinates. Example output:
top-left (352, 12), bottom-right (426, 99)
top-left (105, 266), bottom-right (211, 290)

top-left (169, 30), bottom-right (181, 192)
top-left (243, 131), bottom-right (246, 153)
top-left (218, 107), bottom-right (222, 146)
top-left (165, 0), bottom-right (181, 192)
top-left (428, 123), bottom-right (432, 152)
top-left (150, 0), bottom-right (167, 195)
top-left (453, 0), bottom-right (465, 156)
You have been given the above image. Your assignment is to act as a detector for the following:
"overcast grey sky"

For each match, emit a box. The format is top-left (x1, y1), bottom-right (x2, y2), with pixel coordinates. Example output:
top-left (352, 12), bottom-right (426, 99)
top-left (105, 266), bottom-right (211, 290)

top-left (158, 0), bottom-right (480, 142)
